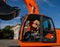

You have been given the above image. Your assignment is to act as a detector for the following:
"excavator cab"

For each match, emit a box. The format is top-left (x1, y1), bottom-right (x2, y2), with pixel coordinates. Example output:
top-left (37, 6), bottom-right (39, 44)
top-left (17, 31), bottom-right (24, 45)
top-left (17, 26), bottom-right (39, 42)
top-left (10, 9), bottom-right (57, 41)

top-left (19, 14), bottom-right (56, 46)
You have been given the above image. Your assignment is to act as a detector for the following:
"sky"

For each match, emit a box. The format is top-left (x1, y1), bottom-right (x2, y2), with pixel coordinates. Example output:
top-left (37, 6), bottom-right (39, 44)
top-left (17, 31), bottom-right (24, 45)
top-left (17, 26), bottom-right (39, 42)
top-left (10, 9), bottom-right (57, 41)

top-left (0, 0), bottom-right (60, 29)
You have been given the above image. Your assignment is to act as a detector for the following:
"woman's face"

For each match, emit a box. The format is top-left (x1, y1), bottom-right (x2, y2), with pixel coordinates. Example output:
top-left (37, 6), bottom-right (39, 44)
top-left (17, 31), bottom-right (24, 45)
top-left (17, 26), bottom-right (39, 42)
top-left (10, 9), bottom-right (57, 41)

top-left (32, 20), bottom-right (40, 28)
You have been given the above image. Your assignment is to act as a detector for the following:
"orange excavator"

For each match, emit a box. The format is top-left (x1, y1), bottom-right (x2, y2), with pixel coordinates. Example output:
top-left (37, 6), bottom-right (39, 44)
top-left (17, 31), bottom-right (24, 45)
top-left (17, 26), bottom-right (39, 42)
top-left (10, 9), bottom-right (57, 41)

top-left (0, 0), bottom-right (60, 47)
top-left (18, 0), bottom-right (60, 47)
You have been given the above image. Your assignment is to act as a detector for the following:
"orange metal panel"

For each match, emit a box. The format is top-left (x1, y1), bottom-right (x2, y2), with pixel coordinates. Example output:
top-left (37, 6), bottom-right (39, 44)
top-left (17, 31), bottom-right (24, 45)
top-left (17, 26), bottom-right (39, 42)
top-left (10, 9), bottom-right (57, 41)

top-left (19, 29), bottom-right (60, 46)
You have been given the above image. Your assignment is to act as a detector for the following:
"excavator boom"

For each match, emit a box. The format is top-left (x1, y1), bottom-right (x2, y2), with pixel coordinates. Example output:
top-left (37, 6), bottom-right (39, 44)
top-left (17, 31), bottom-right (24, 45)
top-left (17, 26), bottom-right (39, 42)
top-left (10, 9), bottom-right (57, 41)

top-left (23, 0), bottom-right (38, 14)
